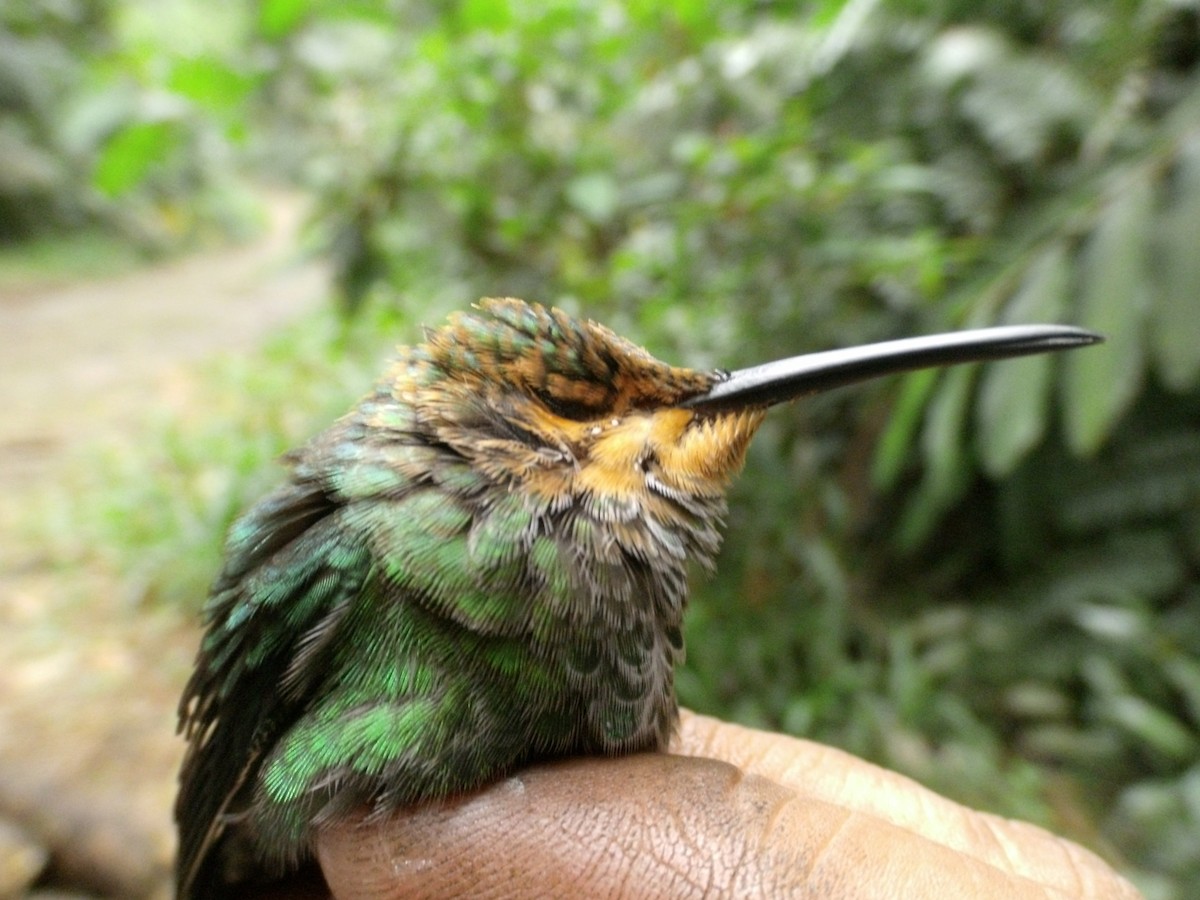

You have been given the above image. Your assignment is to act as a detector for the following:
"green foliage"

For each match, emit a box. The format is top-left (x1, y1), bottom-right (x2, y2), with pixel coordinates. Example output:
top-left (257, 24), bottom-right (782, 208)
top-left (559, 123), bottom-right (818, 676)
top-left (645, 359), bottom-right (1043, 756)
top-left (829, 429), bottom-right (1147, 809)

top-left (0, 0), bottom-right (110, 238)
top-left (92, 120), bottom-right (185, 197)
top-left (0, 228), bottom-right (142, 289)
top-left (1155, 132), bottom-right (1200, 390)
top-left (249, 2), bottom-right (1198, 894)
top-left (0, 0), bottom-right (265, 247)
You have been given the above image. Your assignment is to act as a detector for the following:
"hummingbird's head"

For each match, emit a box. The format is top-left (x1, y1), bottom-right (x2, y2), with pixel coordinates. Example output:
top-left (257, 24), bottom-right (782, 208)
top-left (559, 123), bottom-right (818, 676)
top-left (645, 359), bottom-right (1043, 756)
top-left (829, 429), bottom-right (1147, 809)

top-left (377, 297), bottom-right (1102, 535)
top-left (390, 297), bottom-right (766, 513)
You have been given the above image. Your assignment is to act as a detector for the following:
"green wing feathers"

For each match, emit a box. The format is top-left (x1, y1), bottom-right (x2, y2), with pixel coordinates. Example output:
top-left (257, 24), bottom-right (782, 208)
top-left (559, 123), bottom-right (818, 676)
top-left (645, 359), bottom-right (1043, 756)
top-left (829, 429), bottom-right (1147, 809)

top-left (175, 432), bottom-right (565, 896)
top-left (175, 478), bottom-right (366, 897)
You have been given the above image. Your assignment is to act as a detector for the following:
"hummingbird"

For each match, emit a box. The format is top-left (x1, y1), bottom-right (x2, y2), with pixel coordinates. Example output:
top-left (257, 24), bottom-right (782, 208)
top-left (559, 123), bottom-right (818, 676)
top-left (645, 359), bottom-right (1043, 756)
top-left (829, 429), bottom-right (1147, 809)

top-left (175, 297), bottom-right (1101, 898)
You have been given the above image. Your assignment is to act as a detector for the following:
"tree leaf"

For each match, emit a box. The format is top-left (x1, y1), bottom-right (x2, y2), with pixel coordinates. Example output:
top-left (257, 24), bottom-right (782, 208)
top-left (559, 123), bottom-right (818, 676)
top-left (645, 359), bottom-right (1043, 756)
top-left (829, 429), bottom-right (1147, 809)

top-left (977, 243), bottom-right (1068, 476)
top-left (92, 120), bottom-right (180, 198)
top-left (1151, 133), bottom-right (1200, 391)
top-left (259, 0), bottom-right (311, 39)
top-left (895, 364), bottom-right (975, 550)
top-left (1103, 693), bottom-right (1198, 761)
top-left (167, 56), bottom-right (254, 116)
top-left (1062, 169), bottom-right (1150, 456)
top-left (871, 365), bottom-right (939, 491)
top-left (566, 173), bottom-right (619, 224)
top-left (459, 0), bottom-right (513, 30)
top-left (922, 363), bottom-right (976, 502)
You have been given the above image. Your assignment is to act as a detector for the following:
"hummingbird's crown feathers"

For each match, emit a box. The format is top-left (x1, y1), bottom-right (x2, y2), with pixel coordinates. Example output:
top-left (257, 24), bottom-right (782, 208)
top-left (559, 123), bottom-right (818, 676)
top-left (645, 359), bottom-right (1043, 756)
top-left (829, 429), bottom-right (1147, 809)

top-left (418, 298), bottom-right (714, 418)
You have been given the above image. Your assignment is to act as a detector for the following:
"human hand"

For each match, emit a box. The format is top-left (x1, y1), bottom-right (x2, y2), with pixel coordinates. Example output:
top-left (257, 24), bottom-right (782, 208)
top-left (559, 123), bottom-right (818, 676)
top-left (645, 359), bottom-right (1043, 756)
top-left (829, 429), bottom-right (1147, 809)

top-left (316, 710), bottom-right (1141, 899)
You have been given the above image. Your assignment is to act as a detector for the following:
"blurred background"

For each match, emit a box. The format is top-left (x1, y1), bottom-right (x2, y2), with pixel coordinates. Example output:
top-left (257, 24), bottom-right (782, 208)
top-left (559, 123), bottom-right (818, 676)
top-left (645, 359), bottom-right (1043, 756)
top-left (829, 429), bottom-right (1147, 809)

top-left (1, 0), bottom-right (1198, 897)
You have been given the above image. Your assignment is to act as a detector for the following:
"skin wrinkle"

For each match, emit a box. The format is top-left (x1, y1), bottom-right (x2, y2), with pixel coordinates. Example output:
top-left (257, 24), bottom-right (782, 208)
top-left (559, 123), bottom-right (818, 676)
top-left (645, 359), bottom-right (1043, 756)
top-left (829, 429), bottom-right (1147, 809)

top-left (701, 774), bottom-right (749, 897)
top-left (797, 804), bottom-right (855, 889)
top-left (359, 818), bottom-right (398, 900)
top-left (984, 816), bottom-right (1091, 898)
top-left (645, 823), bottom-right (705, 898)
top-left (653, 774), bottom-right (725, 898)
top-left (707, 760), bottom-right (762, 894)
top-left (468, 799), bottom-right (511, 900)
top-left (607, 842), bottom-right (639, 900)
top-left (717, 770), bottom-right (785, 898)
top-left (631, 762), bottom-right (714, 898)
top-left (412, 815), bottom-right (467, 900)
top-left (599, 804), bottom-right (641, 900)
top-left (825, 812), bottom-right (1019, 900)
top-left (803, 807), bottom-right (871, 897)
top-left (349, 793), bottom-right (493, 899)
top-left (709, 761), bottom-right (814, 898)
top-left (940, 791), bottom-right (1091, 896)
top-left (658, 776), bottom-right (715, 896)
top-left (974, 811), bottom-right (1028, 883)
top-left (551, 763), bottom-right (665, 899)
top-left (1060, 833), bottom-right (1112, 899)
top-left (734, 771), bottom-right (800, 897)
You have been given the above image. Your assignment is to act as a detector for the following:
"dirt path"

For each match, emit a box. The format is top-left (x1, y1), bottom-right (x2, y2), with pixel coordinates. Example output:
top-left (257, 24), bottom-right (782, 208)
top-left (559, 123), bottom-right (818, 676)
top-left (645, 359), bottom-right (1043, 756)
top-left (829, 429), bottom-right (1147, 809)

top-left (0, 194), bottom-right (326, 485)
top-left (0, 196), bottom-right (329, 898)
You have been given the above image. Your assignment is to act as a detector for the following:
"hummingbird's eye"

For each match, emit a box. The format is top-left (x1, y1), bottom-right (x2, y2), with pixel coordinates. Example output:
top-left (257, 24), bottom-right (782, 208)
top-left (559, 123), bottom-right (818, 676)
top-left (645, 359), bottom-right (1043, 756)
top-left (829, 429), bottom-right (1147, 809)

top-left (535, 388), bottom-right (606, 423)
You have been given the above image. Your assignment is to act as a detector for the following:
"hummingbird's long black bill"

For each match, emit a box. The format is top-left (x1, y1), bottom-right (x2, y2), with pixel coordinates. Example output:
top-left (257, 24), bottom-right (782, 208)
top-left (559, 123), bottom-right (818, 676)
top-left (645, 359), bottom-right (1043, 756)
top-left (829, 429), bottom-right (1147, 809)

top-left (682, 325), bottom-right (1104, 414)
